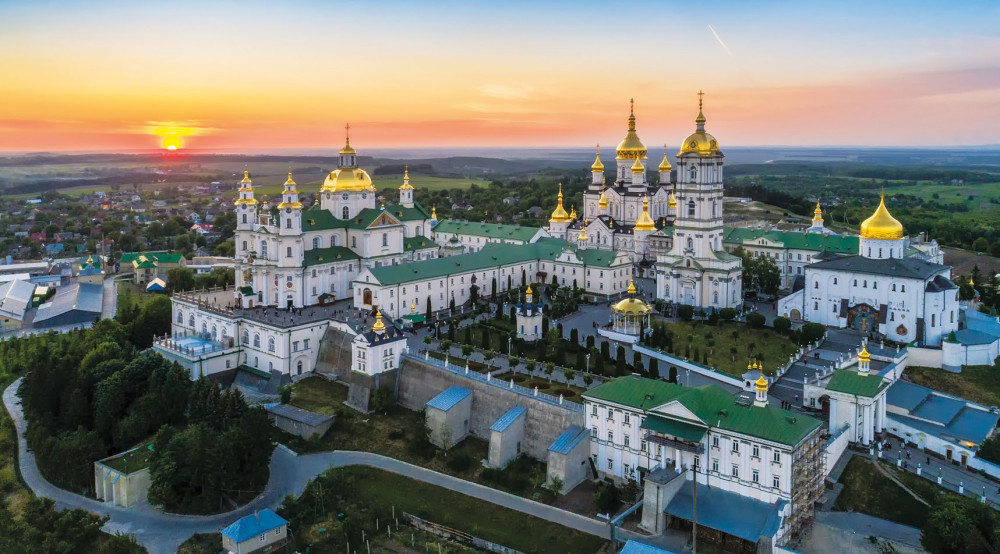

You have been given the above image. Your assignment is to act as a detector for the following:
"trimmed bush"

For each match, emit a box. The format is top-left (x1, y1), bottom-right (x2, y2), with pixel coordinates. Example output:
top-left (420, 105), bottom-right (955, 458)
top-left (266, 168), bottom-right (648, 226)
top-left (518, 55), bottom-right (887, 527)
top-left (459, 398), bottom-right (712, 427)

top-left (773, 316), bottom-right (792, 333)
top-left (745, 312), bottom-right (766, 329)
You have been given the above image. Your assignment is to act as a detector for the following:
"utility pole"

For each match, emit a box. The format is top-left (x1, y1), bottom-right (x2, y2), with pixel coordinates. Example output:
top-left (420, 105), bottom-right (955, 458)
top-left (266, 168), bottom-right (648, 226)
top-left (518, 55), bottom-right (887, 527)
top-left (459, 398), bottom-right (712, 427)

top-left (692, 463), bottom-right (698, 554)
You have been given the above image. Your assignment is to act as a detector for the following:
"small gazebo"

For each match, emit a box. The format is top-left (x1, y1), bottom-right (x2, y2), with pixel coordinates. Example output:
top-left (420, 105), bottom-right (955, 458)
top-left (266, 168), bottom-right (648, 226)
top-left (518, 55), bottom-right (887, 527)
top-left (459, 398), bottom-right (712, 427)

top-left (611, 280), bottom-right (652, 337)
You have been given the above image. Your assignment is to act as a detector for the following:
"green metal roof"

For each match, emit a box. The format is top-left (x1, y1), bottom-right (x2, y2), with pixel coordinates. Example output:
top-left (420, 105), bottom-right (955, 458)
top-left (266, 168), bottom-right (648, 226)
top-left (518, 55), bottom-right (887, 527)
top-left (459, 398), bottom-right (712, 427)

top-left (432, 219), bottom-right (542, 242)
top-left (825, 370), bottom-right (888, 398)
top-left (239, 286), bottom-right (254, 296)
top-left (583, 376), bottom-right (822, 447)
top-left (403, 235), bottom-right (435, 252)
top-left (302, 205), bottom-right (347, 231)
top-left (302, 245), bottom-right (360, 267)
top-left (723, 227), bottom-right (858, 254)
top-left (120, 251), bottom-right (184, 264)
top-left (362, 239), bottom-right (625, 287)
top-left (641, 414), bottom-right (707, 443)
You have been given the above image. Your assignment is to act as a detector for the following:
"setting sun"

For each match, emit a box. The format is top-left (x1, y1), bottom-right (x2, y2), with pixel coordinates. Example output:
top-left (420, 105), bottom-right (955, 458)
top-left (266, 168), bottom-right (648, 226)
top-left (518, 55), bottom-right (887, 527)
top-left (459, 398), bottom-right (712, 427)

top-left (161, 135), bottom-right (183, 151)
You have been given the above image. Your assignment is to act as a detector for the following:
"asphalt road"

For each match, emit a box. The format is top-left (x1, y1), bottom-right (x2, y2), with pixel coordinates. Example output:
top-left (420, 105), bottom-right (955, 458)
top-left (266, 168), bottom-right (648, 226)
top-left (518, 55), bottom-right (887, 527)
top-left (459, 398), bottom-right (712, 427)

top-left (4, 378), bottom-right (624, 554)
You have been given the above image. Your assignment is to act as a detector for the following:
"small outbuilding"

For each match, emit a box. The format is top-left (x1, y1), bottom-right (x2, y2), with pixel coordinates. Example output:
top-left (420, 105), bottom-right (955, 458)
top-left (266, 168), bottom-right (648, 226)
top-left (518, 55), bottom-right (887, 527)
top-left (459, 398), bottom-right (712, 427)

top-left (265, 402), bottom-right (334, 440)
top-left (220, 509), bottom-right (289, 554)
top-left (546, 424), bottom-right (590, 494)
top-left (33, 282), bottom-right (102, 328)
top-left (94, 442), bottom-right (153, 508)
top-left (487, 405), bottom-right (526, 468)
top-left (425, 386), bottom-right (472, 449)
top-left (145, 277), bottom-right (167, 293)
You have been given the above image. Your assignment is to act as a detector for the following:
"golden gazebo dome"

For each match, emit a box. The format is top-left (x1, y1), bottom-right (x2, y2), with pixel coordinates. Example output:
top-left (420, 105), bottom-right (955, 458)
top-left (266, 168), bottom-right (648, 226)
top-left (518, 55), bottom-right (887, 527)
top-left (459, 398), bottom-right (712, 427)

top-left (612, 280), bottom-right (652, 314)
top-left (616, 99), bottom-right (647, 160)
top-left (755, 374), bottom-right (768, 392)
top-left (860, 195), bottom-right (903, 240)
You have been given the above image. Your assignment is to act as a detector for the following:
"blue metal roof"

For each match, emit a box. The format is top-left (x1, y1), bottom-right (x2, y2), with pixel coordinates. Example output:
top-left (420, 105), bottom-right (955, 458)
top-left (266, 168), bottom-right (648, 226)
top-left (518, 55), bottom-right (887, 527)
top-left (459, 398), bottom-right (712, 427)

top-left (426, 386), bottom-right (472, 412)
top-left (619, 540), bottom-right (676, 554)
top-left (548, 425), bottom-right (588, 455)
top-left (887, 381), bottom-right (1000, 448)
top-left (490, 405), bottom-right (526, 433)
top-left (664, 486), bottom-right (781, 542)
top-left (221, 509), bottom-right (288, 543)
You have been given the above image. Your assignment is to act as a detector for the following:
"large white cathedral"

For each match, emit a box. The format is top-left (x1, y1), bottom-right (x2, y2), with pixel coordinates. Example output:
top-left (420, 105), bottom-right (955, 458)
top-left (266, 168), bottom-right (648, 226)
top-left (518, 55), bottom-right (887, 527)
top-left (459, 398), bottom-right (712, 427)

top-left (546, 96), bottom-right (743, 310)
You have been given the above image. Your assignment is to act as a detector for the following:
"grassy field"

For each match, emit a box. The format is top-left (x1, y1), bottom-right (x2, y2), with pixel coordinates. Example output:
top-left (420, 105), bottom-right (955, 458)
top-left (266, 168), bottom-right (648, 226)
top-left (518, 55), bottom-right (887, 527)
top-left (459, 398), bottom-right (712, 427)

top-left (657, 320), bottom-right (801, 377)
top-left (833, 456), bottom-right (934, 528)
top-left (892, 181), bottom-right (1000, 208)
top-left (904, 365), bottom-right (1000, 407)
top-left (344, 466), bottom-right (609, 554)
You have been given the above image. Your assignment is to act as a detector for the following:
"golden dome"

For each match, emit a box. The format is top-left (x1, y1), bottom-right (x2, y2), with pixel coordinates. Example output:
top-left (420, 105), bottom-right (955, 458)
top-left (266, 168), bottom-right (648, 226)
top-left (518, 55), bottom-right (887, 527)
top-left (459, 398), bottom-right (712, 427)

top-left (860, 195), bottom-right (903, 240)
top-left (277, 172), bottom-right (303, 209)
top-left (755, 374), bottom-right (768, 392)
top-left (431, 205), bottom-right (438, 220)
top-left (549, 183), bottom-right (571, 223)
top-left (613, 280), bottom-right (651, 315)
top-left (678, 92), bottom-right (722, 157)
top-left (570, 205), bottom-right (578, 220)
top-left (321, 167), bottom-right (374, 193)
top-left (598, 184), bottom-right (608, 209)
top-left (240, 170), bottom-right (252, 184)
top-left (627, 279), bottom-right (637, 294)
top-left (525, 285), bottom-right (533, 298)
top-left (616, 99), bottom-right (647, 160)
top-left (578, 219), bottom-right (588, 241)
top-left (339, 130), bottom-right (357, 155)
top-left (658, 148), bottom-right (672, 172)
top-left (858, 345), bottom-right (871, 363)
top-left (372, 308), bottom-right (386, 332)
top-left (591, 145), bottom-right (604, 172)
top-left (634, 195), bottom-right (656, 231)
top-left (813, 202), bottom-right (823, 221)
top-left (631, 158), bottom-right (645, 174)
top-left (283, 172), bottom-right (297, 187)
top-left (400, 166), bottom-right (414, 190)
top-left (668, 190), bottom-right (677, 209)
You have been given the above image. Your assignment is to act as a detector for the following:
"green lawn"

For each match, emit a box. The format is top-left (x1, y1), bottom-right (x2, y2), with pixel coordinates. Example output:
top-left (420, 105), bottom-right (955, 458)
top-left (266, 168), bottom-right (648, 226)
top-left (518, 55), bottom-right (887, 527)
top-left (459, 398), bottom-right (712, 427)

top-left (904, 365), bottom-right (1000, 407)
top-left (891, 181), bottom-right (1000, 209)
top-left (654, 320), bottom-right (801, 377)
top-left (339, 467), bottom-right (607, 554)
top-left (100, 440), bottom-right (154, 474)
top-left (834, 456), bottom-right (965, 530)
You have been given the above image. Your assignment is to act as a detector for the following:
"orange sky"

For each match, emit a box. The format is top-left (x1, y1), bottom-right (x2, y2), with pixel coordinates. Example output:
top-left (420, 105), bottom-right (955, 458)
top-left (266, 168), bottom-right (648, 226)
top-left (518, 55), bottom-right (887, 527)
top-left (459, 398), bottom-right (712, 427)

top-left (1, 1), bottom-right (998, 152)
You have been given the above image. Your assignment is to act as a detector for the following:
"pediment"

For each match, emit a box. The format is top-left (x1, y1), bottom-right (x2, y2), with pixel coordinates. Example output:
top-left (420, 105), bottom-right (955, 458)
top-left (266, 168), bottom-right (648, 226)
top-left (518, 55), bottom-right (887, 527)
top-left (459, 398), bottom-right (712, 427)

top-left (650, 400), bottom-right (704, 424)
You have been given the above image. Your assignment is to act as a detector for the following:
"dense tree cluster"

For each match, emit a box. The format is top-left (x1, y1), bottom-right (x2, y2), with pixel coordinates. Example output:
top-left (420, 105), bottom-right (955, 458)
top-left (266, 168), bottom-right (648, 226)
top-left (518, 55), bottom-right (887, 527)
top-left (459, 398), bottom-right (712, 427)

top-left (734, 247), bottom-right (781, 296)
top-left (116, 290), bottom-right (172, 348)
top-left (10, 320), bottom-right (273, 513)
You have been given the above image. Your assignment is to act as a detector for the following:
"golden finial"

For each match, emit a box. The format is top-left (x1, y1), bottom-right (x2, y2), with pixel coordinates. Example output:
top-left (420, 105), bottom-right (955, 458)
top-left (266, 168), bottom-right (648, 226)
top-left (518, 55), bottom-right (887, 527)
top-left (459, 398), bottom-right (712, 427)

top-left (526, 285), bottom-right (533, 297)
top-left (577, 218), bottom-right (588, 241)
top-left (431, 204), bottom-right (437, 220)
top-left (400, 165), bottom-right (413, 190)
top-left (372, 308), bottom-right (386, 332)
top-left (591, 144), bottom-right (604, 172)
top-left (627, 279), bottom-right (637, 295)
top-left (755, 374), bottom-right (768, 392)
top-left (858, 345), bottom-right (871, 363)
top-left (696, 90), bottom-right (706, 127)
top-left (240, 169), bottom-right (252, 184)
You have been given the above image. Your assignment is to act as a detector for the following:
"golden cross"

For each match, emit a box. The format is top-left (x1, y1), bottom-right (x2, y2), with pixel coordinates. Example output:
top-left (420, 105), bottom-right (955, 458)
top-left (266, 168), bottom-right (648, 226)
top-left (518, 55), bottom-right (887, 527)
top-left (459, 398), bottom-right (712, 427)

top-left (697, 90), bottom-right (704, 109)
top-left (345, 122), bottom-right (350, 139)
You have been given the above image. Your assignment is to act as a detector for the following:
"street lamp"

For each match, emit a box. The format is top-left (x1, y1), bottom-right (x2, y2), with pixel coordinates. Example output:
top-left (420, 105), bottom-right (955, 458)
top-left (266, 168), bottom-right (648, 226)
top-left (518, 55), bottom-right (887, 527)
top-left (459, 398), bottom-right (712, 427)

top-left (508, 337), bottom-right (512, 356)
top-left (586, 353), bottom-right (591, 374)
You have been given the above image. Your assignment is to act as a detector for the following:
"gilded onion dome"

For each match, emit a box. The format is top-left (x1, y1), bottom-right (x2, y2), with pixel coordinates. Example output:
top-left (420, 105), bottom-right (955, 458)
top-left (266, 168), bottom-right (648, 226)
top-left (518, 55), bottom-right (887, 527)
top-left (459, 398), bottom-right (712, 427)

top-left (860, 195), bottom-right (903, 240)
top-left (431, 205), bottom-right (438, 220)
top-left (570, 205), bottom-right (578, 220)
top-left (668, 189), bottom-right (677, 209)
top-left (612, 280), bottom-right (652, 314)
top-left (577, 219), bottom-right (588, 241)
top-left (598, 183), bottom-right (608, 209)
top-left (321, 167), bottom-right (374, 193)
top-left (616, 99), bottom-right (647, 160)
top-left (339, 134), bottom-right (357, 155)
top-left (372, 308), bottom-right (386, 333)
top-left (813, 202), bottom-right (823, 221)
top-left (591, 145), bottom-right (604, 172)
top-left (658, 146), bottom-right (672, 172)
top-left (631, 158), bottom-right (645, 174)
top-left (678, 91), bottom-right (722, 157)
top-left (858, 344), bottom-right (871, 363)
top-left (277, 172), bottom-right (303, 210)
top-left (239, 170), bottom-right (252, 185)
top-left (634, 195), bottom-right (656, 231)
top-left (235, 170), bottom-right (258, 206)
top-left (549, 183), bottom-right (571, 223)
top-left (400, 166), bottom-right (414, 190)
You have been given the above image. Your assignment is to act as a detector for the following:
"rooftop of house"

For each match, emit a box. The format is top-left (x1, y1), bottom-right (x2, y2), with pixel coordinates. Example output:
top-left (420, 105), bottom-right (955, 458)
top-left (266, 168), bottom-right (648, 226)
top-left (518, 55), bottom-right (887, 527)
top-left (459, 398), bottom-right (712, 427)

top-left (583, 375), bottom-right (822, 447)
top-left (490, 405), bottom-right (527, 433)
top-left (887, 380), bottom-right (999, 448)
top-left (825, 369), bottom-right (890, 398)
top-left (220, 509), bottom-right (288, 543)
top-left (431, 219), bottom-right (542, 242)
top-left (426, 386), bottom-right (472, 412)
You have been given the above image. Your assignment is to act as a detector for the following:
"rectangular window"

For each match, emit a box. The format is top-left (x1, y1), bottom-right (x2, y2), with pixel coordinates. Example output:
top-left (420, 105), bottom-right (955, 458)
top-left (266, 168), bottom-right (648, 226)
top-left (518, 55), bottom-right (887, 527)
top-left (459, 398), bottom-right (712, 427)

top-left (607, 408), bottom-right (614, 421)
top-left (608, 458), bottom-right (613, 470)
top-left (693, 456), bottom-right (700, 470)
top-left (773, 475), bottom-right (780, 489)
top-left (732, 441), bottom-right (739, 453)
top-left (640, 440), bottom-right (647, 452)
top-left (286, 247), bottom-right (292, 257)
top-left (752, 445), bottom-right (759, 458)
top-left (732, 465), bottom-right (739, 478)
top-left (624, 435), bottom-right (630, 448)
top-left (607, 431), bottom-right (613, 443)
top-left (260, 534), bottom-right (265, 542)
top-left (624, 413), bottom-right (630, 425)
top-left (751, 469), bottom-right (760, 483)
top-left (591, 426), bottom-right (597, 438)
top-left (712, 459), bottom-right (719, 472)
top-left (304, 339), bottom-right (309, 349)
top-left (591, 405), bottom-right (598, 416)
top-left (773, 451), bottom-right (781, 463)
top-left (712, 436), bottom-right (719, 448)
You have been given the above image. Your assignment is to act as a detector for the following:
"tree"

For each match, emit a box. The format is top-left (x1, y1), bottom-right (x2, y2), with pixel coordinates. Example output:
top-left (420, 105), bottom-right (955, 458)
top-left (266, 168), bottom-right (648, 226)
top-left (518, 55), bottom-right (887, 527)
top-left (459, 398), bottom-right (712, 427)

top-left (800, 322), bottom-right (825, 344)
top-left (668, 366), bottom-right (678, 383)
top-left (600, 341), bottom-right (611, 360)
top-left (545, 475), bottom-right (565, 496)
top-left (773, 316), bottom-right (792, 333)
top-left (563, 368), bottom-right (575, 383)
top-left (525, 358), bottom-right (537, 373)
top-left (544, 362), bottom-right (555, 382)
top-left (491, 277), bottom-right (497, 299)
top-left (616, 346), bottom-right (626, 375)
top-left (425, 296), bottom-right (432, 321)
top-left (745, 312), bottom-right (766, 329)
top-left (461, 344), bottom-right (473, 357)
top-left (483, 350), bottom-right (496, 370)
top-left (677, 304), bottom-right (694, 321)
top-left (648, 358), bottom-right (659, 379)
top-left (977, 435), bottom-right (1000, 465)
top-left (166, 267), bottom-right (195, 293)
top-left (582, 374), bottom-right (594, 387)
top-left (720, 307), bottom-right (736, 320)
top-left (570, 328), bottom-right (579, 344)
top-left (972, 237), bottom-right (990, 253)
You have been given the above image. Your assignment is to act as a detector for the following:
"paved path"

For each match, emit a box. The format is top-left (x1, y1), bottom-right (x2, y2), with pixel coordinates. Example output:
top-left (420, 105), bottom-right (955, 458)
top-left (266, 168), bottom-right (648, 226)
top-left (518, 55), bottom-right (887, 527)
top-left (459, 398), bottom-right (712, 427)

top-left (869, 442), bottom-right (1000, 509)
top-left (101, 276), bottom-right (118, 320)
top-left (4, 378), bottom-right (625, 554)
top-left (816, 511), bottom-right (923, 550)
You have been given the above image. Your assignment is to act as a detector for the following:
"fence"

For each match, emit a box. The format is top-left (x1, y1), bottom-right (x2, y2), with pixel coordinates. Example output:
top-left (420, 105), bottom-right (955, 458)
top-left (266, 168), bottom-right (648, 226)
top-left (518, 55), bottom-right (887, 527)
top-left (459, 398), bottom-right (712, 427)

top-left (873, 449), bottom-right (1000, 510)
top-left (405, 353), bottom-right (584, 412)
top-left (403, 512), bottom-right (525, 554)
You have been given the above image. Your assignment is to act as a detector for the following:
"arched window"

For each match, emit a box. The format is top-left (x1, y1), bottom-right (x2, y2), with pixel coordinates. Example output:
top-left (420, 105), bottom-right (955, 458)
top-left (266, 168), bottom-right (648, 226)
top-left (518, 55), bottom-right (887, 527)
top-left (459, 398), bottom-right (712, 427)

top-left (332, 235), bottom-right (338, 246)
top-left (343, 206), bottom-right (350, 219)
top-left (242, 214), bottom-right (247, 224)
top-left (261, 241), bottom-right (268, 258)
top-left (713, 291), bottom-right (719, 304)
top-left (297, 360), bottom-right (303, 375)
top-left (688, 201), bottom-right (695, 217)
top-left (312, 237), bottom-right (320, 249)
top-left (686, 238), bottom-right (694, 250)
top-left (352, 237), bottom-right (357, 248)
top-left (873, 281), bottom-right (877, 289)
top-left (286, 218), bottom-right (291, 229)
top-left (892, 284), bottom-right (897, 291)
top-left (253, 334), bottom-right (260, 348)
top-left (382, 233), bottom-right (388, 247)
top-left (211, 325), bottom-right (217, 339)
top-left (814, 281), bottom-right (818, 289)
top-left (268, 337), bottom-right (275, 352)
top-left (242, 330), bottom-right (249, 344)
top-left (188, 314), bottom-right (195, 327)
top-left (176, 311), bottom-right (183, 324)
top-left (689, 166), bottom-right (697, 181)
top-left (901, 284), bottom-right (905, 292)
